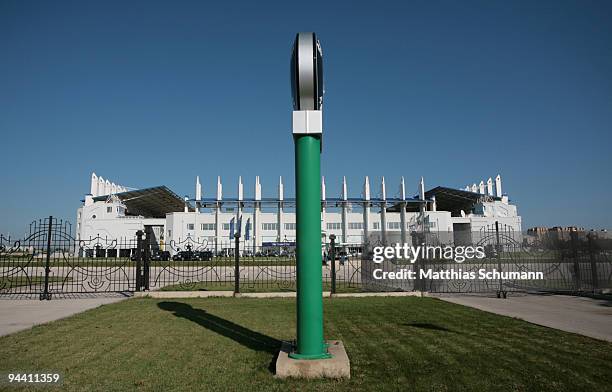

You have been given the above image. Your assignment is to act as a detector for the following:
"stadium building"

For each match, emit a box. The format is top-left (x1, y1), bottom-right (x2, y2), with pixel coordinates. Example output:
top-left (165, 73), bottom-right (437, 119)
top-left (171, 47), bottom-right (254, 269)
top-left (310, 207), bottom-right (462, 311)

top-left (76, 172), bottom-right (521, 255)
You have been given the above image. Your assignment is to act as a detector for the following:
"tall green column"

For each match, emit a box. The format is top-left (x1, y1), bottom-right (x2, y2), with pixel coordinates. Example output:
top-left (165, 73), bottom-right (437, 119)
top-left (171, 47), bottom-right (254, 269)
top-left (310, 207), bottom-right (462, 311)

top-left (290, 134), bottom-right (330, 360)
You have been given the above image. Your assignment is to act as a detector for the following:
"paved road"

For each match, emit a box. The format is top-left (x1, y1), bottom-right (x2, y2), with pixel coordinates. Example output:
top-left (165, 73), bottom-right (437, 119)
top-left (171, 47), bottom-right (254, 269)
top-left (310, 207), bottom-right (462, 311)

top-left (0, 294), bottom-right (128, 337)
top-left (440, 294), bottom-right (612, 342)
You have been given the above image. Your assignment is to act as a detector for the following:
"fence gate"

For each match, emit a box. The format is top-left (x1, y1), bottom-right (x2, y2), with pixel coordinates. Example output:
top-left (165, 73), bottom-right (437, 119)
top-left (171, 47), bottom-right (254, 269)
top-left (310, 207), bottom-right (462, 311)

top-left (0, 217), bottom-right (136, 298)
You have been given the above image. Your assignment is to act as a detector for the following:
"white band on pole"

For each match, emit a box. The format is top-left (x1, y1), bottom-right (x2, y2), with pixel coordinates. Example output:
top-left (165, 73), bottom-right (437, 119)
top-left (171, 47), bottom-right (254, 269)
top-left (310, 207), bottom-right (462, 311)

top-left (292, 110), bottom-right (323, 135)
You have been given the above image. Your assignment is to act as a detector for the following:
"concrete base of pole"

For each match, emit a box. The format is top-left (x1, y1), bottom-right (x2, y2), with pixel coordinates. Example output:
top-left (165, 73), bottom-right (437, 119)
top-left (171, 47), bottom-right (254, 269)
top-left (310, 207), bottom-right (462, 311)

top-left (275, 340), bottom-right (350, 379)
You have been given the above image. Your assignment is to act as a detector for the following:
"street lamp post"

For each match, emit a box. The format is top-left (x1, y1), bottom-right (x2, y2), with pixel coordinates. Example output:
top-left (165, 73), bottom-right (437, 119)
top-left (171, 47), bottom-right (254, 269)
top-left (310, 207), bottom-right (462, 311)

top-left (289, 32), bottom-right (330, 360)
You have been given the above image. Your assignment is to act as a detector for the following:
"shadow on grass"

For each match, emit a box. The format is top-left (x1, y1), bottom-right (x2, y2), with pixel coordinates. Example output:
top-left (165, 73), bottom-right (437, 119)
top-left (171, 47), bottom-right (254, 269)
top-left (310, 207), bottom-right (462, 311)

top-left (402, 322), bottom-right (455, 333)
top-left (157, 301), bottom-right (281, 354)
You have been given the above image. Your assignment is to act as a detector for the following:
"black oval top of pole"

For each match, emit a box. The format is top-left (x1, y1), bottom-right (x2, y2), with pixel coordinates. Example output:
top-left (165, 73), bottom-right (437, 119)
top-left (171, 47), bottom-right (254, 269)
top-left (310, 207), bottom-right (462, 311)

top-left (290, 32), bottom-right (324, 111)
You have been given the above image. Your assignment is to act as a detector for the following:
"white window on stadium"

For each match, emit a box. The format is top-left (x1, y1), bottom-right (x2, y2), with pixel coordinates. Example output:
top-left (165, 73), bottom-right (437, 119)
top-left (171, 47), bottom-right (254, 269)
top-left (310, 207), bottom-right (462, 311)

top-left (262, 223), bottom-right (277, 231)
top-left (222, 223), bottom-right (230, 230)
top-left (201, 223), bottom-right (216, 231)
top-left (372, 222), bottom-right (380, 230)
top-left (348, 222), bottom-right (363, 230)
top-left (187, 223), bottom-right (194, 230)
top-left (285, 223), bottom-right (296, 231)
top-left (326, 222), bottom-right (341, 230)
top-left (387, 222), bottom-right (401, 230)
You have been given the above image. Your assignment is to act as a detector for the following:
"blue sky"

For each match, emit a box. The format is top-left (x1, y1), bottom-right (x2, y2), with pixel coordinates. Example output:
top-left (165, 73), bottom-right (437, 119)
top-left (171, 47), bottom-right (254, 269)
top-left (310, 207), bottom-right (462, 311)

top-left (1, 0), bottom-right (611, 235)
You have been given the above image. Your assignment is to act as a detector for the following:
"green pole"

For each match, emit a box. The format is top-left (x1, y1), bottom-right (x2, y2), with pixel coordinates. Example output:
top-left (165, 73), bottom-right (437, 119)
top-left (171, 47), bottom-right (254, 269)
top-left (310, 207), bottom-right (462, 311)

top-left (289, 134), bottom-right (330, 360)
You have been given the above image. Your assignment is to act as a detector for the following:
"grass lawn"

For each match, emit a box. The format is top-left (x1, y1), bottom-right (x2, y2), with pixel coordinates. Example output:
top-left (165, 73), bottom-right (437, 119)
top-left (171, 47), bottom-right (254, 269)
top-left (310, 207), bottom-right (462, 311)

top-left (1, 297), bottom-right (611, 391)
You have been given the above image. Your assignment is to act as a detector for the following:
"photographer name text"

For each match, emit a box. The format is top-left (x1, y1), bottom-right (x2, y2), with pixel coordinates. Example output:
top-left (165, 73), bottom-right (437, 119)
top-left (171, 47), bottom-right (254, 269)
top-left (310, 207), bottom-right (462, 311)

top-left (371, 245), bottom-right (544, 280)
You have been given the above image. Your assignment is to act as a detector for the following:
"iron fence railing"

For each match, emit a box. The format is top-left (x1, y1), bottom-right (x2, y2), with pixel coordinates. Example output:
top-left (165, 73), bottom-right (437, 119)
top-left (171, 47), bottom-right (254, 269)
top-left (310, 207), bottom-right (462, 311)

top-left (1, 217), bottom-right (611, 299)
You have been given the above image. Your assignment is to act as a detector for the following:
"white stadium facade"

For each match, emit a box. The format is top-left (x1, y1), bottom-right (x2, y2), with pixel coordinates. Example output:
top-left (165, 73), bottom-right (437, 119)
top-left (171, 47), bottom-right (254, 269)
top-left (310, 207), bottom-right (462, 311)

top-left (76, 172), bottom-right (521, 256)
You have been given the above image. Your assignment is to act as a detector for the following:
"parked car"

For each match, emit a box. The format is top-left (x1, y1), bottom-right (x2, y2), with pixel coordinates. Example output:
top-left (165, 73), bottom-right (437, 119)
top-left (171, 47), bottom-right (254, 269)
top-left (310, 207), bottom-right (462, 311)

top-left (172, 250), bottom-right (196, 261)
top-left (326, 249), bottom-right (349, 265)
top-left (151, 251), bottom-right (171, 261)
top-left (130, 250), bottom-right (171, 261)
top-left (338, 251), bottom-right (349, 263)
top-left (196, 250), bottom-right (213, 261)
top-left (172, 250), bottom-right (213, 261)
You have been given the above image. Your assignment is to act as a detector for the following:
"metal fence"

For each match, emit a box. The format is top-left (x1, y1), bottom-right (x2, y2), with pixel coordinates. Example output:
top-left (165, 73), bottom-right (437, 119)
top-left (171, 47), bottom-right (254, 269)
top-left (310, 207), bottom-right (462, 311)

top-left (0, 217), bottom-right (136, 298)
top-left (361, 223), bottom-right (612, 297)
top-left (1, 217), bottom-right (611, 299)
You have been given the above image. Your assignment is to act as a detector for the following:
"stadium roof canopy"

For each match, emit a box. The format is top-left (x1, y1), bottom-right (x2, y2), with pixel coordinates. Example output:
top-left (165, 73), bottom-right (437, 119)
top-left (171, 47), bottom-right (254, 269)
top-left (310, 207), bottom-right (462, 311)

top-left (425, 186), bottom-right (500, 213)
top-left (92, 186), bottom-right (193, 218)
top-left (386, 187), bottom-right (501, 214)
top-left (382, 198), bottom-right (429, 213)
